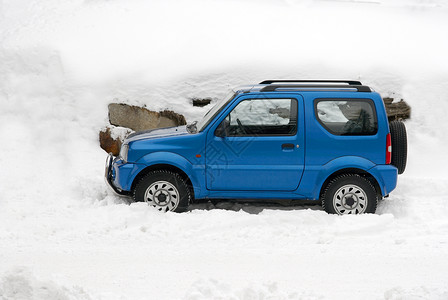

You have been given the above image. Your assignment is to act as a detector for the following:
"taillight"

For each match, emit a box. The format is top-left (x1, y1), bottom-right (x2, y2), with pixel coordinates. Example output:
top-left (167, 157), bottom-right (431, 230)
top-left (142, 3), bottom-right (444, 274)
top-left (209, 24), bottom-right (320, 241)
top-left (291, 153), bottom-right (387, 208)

top-left (386, 133), bottom-right (392, 164)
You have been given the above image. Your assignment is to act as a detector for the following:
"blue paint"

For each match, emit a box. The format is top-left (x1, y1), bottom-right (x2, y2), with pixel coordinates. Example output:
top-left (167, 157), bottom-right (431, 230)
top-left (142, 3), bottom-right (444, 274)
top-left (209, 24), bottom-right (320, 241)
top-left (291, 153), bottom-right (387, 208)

top-left (107, 83), bottom-right (399, 202)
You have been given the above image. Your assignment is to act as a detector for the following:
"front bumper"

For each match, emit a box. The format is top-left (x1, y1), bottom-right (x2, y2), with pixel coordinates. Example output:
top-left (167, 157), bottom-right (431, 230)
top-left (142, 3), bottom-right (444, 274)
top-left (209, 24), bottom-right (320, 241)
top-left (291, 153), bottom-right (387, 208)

top-left (105, 153), bottom-right (130, 195)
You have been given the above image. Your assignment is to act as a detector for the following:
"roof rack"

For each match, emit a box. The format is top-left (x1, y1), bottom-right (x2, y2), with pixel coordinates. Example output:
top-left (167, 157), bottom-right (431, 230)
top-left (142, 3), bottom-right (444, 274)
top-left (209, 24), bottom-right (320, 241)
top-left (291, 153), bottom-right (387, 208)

top-left (258, 80), bottom-right (371, 93)
top-left (260, 84), bottom-right (371, 92)
top-left (259, 80), bottom-right (363, 85)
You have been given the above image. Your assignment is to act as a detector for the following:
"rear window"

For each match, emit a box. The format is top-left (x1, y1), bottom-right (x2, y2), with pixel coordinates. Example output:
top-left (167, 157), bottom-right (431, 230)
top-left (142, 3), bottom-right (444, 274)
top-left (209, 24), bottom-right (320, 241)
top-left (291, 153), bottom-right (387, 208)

top-left (315, 99), bottom-right (377, 135)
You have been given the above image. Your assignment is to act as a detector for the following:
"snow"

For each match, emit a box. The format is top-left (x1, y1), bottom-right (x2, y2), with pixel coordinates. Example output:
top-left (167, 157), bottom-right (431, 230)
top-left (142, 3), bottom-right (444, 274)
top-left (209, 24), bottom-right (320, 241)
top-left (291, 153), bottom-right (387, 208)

top-left (0, 268), bottom-right (91, 300)
top-left (105, 125), bottom-right (134, 141)
top-left (1, 0), bottom-right (448, 299)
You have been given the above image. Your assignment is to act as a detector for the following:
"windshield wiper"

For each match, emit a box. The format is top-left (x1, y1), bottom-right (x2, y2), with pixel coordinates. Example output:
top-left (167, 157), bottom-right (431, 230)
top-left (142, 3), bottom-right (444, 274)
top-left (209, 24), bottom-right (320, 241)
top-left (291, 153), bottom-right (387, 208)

top-left (186, 121), bottom-right (198, 134)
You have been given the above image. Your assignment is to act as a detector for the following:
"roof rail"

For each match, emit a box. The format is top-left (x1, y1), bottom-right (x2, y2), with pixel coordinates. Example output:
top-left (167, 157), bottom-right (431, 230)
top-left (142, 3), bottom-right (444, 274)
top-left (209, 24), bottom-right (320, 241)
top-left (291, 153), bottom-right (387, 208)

top-left (260, 84), bottom-right (371, 92)
top-left (259, 80), bottom-right (363, 85)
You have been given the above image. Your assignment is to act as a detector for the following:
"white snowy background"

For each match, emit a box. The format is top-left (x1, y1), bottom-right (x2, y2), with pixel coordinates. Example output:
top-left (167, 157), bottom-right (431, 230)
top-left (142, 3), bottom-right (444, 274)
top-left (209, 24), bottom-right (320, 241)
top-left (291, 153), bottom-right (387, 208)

top-left (1, 0), bottom-right (448, 299)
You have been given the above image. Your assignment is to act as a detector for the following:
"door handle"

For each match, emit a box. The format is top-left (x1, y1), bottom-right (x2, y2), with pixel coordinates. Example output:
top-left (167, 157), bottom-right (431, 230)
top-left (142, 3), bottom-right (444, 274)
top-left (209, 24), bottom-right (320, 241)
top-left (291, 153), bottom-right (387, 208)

top-left (282, 143), bottom-right (295, 150)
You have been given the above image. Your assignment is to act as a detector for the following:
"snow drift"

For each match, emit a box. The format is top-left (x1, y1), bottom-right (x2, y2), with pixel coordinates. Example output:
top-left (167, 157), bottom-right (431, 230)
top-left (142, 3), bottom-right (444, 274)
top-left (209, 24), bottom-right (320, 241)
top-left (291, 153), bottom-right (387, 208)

top-left (1, 0), bottom-right (448, 299)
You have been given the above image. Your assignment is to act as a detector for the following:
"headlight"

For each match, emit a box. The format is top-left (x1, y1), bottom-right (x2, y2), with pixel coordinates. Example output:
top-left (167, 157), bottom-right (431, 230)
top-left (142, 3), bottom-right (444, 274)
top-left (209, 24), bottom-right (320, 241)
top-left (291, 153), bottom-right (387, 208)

top-left (119, 144), bottom-right (129, 163)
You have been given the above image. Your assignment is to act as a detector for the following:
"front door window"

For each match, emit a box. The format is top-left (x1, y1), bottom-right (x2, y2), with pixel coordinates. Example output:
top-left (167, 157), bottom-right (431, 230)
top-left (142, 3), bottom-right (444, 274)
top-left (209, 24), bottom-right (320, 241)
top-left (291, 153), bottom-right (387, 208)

top-left (225, 98), bottom-right (297, 136)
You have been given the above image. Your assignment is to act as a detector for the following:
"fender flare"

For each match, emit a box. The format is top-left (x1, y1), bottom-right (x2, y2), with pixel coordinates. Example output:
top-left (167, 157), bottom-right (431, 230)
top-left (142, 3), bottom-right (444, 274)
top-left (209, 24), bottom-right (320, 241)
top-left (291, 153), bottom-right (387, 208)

top-left (129, 152), bottom-right (204, 197)
top-left (304, 156), bottom-right (383, 200)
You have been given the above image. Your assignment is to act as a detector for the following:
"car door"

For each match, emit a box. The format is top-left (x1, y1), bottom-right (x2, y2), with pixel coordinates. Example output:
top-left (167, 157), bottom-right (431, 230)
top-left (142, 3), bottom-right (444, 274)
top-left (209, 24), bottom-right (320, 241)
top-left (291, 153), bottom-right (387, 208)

top-left (205, 94), bottom-right (305, 191)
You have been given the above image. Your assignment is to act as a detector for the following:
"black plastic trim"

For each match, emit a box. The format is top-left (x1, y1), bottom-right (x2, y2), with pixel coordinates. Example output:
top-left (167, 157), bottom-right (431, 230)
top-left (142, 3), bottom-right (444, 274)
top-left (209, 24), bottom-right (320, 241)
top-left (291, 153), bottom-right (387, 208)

top-left (260, 84), bottom-right (371, 92)
top-left (259, 80), bottom-right (363, 85)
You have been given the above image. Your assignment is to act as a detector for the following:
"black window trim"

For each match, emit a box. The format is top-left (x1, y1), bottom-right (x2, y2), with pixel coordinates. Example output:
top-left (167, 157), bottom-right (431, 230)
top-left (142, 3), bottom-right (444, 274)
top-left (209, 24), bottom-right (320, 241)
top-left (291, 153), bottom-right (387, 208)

top-left (314, 98), bottom-right (378, 136)
top-left (218, 97), bottom-right (299, 137)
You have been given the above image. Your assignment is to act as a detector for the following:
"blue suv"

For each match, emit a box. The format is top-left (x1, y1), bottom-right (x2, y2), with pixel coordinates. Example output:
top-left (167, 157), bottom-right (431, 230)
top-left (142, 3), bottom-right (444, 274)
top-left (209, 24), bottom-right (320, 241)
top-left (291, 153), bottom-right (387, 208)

top-left (105, 80), bottom-right (407, 214)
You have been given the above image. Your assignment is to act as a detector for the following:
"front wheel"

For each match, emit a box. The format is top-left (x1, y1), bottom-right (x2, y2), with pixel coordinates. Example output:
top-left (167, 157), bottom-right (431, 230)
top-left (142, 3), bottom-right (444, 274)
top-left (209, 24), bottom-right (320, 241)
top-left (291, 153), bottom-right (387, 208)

top-left (134, 170), bottom-right (191, 212)
top-left (321, 174), bottom-right (377, 215)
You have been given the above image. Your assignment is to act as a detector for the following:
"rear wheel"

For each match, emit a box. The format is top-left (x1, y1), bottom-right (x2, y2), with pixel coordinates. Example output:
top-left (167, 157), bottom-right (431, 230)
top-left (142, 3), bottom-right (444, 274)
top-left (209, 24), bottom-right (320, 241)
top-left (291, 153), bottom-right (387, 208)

top-left (321, 174), bottom-right (377, 215)
top-left (134, 170), bottom-right (190, 212)
top-left (389, 120), bottom-right (407, 174)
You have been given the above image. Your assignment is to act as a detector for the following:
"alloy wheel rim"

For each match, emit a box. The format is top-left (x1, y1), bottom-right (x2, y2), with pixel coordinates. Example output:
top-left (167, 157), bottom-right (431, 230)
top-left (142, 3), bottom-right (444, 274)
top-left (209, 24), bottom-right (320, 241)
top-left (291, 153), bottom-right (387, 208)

top-left (333, 184), bottom-right (367, 214)
top-left (144, 181), bottom-right (179, 212)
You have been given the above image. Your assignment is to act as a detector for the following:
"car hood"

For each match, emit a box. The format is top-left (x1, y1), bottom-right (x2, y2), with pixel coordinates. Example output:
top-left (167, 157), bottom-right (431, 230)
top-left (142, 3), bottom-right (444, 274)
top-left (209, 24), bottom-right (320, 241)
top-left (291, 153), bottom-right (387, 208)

top-left (125, 126), bottom-right (189, 143)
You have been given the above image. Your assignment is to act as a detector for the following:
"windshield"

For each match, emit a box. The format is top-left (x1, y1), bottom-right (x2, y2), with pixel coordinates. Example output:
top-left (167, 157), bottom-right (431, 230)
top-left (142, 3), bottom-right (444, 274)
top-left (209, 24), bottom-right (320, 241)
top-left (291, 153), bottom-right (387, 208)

top-left (194, 91), bottom-right (236, 132)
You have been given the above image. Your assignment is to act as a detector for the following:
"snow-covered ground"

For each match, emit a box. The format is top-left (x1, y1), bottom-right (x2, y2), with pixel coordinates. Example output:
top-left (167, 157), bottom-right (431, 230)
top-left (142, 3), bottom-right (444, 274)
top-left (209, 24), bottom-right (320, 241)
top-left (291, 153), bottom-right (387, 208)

top-left (1, 0), bottom-right (448, 299)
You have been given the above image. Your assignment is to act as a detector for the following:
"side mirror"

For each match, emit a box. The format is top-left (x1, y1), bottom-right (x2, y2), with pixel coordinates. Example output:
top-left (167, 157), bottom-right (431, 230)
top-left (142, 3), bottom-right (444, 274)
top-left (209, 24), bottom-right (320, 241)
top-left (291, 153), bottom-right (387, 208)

top-left (215, 119), bottom-right (229, 137)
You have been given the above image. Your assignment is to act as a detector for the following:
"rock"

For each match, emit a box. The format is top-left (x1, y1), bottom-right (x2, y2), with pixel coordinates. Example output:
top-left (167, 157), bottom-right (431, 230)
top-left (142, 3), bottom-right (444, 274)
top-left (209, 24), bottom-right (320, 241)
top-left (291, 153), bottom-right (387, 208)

top-left (108, 103), bottom-right (160, 132)
top-left (108, 103), bottom-right (186, 132)
top-left (99, 126), bottom-right (133, 156)
top-left (192, 98), bottom-right (212, 107)
top-left (100, 104), bottom-right (187, 154)
top-left (383, 97), bottom-right (394, 105)
top-left (383, 98), bottom-right (411, 121)
top-left (159, 110), bottom-right (187, 127)
top-left (99, 127), bottom-right (121, 156)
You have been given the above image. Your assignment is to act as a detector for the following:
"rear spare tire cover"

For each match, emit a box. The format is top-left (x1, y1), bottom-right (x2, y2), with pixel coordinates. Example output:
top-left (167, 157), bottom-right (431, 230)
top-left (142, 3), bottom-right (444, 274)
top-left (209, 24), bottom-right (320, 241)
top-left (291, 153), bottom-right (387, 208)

top-left (389, 120), bottom-right (407, 174)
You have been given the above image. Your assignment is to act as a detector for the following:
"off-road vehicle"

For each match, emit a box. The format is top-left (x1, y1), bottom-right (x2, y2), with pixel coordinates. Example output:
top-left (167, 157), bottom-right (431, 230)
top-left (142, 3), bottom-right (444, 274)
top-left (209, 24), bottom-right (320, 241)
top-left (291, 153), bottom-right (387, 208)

top-left (105, 80), bottom-right (407, 214)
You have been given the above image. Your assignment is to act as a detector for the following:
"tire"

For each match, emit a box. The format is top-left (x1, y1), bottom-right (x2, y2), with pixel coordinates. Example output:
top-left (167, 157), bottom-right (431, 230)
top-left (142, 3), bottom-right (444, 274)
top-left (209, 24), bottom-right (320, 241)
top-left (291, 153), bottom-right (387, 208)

top-left (133, 170), bottom-right (191, 213)
top-left (321, 174), bottom-right (377, 215)
top-left (389, 120), bottom-right (407, 174)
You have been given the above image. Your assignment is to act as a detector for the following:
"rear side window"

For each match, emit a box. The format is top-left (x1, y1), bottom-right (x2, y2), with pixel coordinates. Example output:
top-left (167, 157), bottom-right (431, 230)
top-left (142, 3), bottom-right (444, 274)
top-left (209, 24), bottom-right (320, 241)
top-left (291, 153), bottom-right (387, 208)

top-left (315, 99), bottom-right (377, 135)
